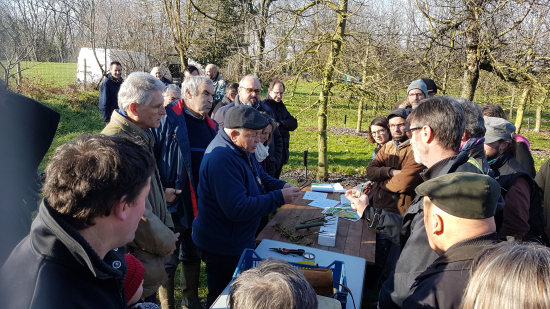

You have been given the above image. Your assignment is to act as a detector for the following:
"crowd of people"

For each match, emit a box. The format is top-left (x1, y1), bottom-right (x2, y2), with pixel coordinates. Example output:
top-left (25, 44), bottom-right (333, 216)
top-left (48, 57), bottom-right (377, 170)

top-left (1, 67), bottom-right (550, 309)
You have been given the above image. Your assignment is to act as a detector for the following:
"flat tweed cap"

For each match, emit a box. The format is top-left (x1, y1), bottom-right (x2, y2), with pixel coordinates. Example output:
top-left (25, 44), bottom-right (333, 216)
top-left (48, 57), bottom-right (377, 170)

top-left (225, 105), bottom-right (268, 129)
top-left (415, 172), bottom-right (501, 219)
top-left (484, 116), bottom-right (515, 144)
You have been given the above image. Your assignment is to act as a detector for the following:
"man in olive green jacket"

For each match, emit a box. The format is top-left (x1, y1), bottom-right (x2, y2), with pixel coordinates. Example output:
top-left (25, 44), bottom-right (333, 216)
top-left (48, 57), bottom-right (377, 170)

top-left (102, 72), bottom-right (178, 298)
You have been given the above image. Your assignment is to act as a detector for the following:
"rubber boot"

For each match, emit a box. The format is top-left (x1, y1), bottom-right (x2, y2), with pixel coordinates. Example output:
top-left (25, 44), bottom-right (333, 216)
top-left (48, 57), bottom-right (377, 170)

top-left (180, 262), bottom-right (203, 309)
top-left (159, 272), bottom-right (175, 309)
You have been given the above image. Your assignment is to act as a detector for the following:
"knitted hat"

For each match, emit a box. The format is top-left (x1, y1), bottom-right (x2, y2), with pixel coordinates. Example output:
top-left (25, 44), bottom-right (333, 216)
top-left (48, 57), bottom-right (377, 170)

top-left (124, 254), bottom-right (145, 302)
top-left (407, 79), bottom-right (428, 98)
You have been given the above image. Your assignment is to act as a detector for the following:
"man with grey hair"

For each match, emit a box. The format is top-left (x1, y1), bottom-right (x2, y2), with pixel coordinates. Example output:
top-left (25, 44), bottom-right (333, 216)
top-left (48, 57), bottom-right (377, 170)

top-left (455, 98), bottom-right (491, 175)
top-left (102, 72), bottom-right (178, 300)
top-left (153, 75), bottom-right (217, 309)
top-left (229, 259), bottom-right (319, 309)
top-left (193, 105), bottom-right (301, 307)
top-left (214, 75), bottom-right (284, 178)
top-left (162, 84), bottom-right (181, 107)
top-left (151, 66), bottom-right (173, 86)
top-left (205, 63), bottom-right (226, 105)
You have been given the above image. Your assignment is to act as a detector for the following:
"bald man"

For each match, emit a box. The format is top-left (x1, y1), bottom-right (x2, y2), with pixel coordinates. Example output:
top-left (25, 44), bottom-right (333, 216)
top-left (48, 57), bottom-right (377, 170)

top-left (402, 173), bottom-right (501, 309)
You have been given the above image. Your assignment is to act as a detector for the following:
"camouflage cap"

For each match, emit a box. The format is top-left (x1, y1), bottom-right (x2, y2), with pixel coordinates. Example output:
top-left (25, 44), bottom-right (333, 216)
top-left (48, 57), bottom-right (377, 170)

top-left (415, 172), bottom-right (501, 219)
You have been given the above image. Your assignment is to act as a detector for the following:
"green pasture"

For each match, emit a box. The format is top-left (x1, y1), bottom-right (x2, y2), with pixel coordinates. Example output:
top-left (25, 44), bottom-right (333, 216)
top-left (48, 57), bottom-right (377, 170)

top-left (2, 61), bottom-right (77, 88)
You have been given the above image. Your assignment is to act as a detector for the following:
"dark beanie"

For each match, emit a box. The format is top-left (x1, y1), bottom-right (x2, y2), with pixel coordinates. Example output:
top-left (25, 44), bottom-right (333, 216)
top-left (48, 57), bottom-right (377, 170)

top-left (124, 254), bottom-right (145, 302)
top-left (225, 105), bottom-right (268, 129)
top-left (415, 172), bottom-right (501, 219)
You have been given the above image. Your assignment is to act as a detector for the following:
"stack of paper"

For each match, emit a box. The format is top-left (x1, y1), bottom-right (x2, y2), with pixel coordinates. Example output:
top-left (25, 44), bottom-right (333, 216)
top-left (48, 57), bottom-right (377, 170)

top-left (302, 190), bottom-right (340, 208)
top-left (311, 183), bottom-right (346, 193)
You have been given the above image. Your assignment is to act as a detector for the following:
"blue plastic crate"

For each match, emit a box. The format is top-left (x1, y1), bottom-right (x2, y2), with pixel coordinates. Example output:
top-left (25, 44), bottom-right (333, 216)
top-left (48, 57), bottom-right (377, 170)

top-left (232, 249), bottom-right (348, 309)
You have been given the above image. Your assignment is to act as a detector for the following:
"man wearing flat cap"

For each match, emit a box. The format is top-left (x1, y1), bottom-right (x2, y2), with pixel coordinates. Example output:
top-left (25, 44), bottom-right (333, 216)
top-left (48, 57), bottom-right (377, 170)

top-left (484, 117), bottom-right (547, 243)
top-left (366, 108), bottom-right (424, 216)
top-left (192, 105), bottom-right (301, 308)
top-left (402, 173), bottom-right (501, 309)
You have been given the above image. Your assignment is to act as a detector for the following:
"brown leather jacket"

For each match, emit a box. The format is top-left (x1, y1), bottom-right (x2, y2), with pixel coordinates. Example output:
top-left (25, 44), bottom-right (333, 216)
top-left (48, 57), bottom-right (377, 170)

top-left (101, 111), bottom-right (174, 297)
top-left (366, 140), bottom-right (425, 215)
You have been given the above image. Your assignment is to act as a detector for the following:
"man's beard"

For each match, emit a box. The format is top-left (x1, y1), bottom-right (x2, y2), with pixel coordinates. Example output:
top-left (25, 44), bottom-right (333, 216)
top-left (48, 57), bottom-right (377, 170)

top-left (243, 97), bottom-right (258, 107)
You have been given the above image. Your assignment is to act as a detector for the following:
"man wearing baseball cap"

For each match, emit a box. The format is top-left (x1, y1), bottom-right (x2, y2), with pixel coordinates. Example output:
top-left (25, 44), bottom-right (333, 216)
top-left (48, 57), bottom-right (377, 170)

top-left (484, 117), bottom-right (547, 243)
top-left (402, 173), bottom-right (501, 309)
top-left (192, 105), bottom-right (301, 307)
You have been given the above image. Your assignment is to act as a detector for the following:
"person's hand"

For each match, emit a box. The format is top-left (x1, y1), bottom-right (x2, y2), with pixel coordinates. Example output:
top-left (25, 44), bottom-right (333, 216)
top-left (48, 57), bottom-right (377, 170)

top-left (165, 188), bottom-right (182, 203)
top-left (389, 169), bottom-right (402, 177)
top-left (345, 189), bottom-right (369, 218)
top-left (283, 182), bottom-right (295, 189)
top-left (166, 232), bottom-right (180, 256)
top-left (281, 187), bottom-right (301, 204)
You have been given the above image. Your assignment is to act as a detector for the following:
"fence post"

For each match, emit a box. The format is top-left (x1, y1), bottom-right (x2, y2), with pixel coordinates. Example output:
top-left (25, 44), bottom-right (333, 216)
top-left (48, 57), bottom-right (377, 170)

top-left (84, 58), bottom-right (87, 91)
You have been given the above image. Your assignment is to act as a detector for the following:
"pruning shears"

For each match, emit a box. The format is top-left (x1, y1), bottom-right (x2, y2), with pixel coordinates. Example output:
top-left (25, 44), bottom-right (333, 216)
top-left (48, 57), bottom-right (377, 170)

top-left (269, 248), bottom-right (306, 256)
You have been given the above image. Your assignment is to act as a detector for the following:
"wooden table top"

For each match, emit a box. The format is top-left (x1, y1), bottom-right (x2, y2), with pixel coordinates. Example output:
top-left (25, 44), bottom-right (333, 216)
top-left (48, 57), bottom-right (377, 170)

top-left (256, 188), bottom-right (376, 264)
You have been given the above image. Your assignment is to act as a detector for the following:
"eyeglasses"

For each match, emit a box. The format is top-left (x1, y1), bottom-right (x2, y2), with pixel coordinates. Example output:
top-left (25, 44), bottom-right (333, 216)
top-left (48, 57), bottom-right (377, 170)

top-left (240, 87), bottom-right (261, 95)
top-left (371, 129), bottom-right (387, 137)
top-left (389, 123), bottom-right (406, 129)
top-left (404, 126), bottom-right (421, 133)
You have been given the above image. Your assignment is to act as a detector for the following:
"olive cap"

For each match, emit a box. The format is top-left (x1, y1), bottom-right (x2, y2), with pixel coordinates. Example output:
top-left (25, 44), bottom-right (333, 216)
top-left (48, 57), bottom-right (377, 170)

top-left (415, 172), bottom-right (501, 219)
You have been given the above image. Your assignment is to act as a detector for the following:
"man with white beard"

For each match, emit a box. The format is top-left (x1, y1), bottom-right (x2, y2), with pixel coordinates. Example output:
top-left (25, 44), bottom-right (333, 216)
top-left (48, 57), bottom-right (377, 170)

top-left (346, 96), bottom-right (484, 308)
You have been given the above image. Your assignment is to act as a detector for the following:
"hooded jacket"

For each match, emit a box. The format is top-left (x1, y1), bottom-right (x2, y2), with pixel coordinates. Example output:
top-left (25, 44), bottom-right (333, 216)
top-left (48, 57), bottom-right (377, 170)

top-left (99, 73), bottom-right (123, 123)
top-left (0, 201), bottom-right (127, 309)
top-left (192, 129), bottom-right (287, 256)
top-left (366, 140), bottom-right (424, 215)
top-left (101, 111), bottom-right (175, 297)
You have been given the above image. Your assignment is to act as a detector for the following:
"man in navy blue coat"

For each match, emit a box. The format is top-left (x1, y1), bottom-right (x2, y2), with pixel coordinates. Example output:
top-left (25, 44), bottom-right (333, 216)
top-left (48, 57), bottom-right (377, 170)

top-left (192, 105), bottom-right (301, 308)
top-left (99, 61), bottom-right (123, 123)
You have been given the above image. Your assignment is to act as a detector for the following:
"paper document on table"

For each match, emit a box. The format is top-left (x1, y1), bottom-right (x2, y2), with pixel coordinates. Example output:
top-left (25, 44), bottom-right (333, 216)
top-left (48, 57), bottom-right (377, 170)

top-left (311, 183), bottom-right (346, 193)
top-left (308, 199), bottom-right (340, 208)
top-left (302, 191), bottom-right (328, 200)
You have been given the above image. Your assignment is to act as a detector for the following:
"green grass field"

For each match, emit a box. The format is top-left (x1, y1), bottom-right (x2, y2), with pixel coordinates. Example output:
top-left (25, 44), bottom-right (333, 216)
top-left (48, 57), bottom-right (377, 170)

top-left (2, 61), bottom-right (77, 88)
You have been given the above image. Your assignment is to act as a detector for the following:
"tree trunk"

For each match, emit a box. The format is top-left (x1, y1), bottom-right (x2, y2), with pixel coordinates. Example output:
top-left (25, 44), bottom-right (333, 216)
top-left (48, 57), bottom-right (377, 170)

top-left (514, 87), bottom-right (530, 134)
top-left (460, 2), bottom-right (482, 101)
top-left (254, 0), bottom-right (271, 75)
top-left (509, 95), bottom-right (515, 119)
top-left (356, 100), bottom-right (364, 132)
top-left (317, 0), bottom-right (347, 182)
top-left (534, 94), bottom-right (547, 132)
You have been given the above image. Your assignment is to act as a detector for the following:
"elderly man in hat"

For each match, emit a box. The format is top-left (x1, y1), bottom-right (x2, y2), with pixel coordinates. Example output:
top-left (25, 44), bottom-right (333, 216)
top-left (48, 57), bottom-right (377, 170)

top-left (192, 105), bottom-right (301, 308)
top-left (484, 117), bottom-right (547, 243)
top-left (402, 172), bottom-right (501, 309)
top-left (366, 108), bottom-right (424, 216)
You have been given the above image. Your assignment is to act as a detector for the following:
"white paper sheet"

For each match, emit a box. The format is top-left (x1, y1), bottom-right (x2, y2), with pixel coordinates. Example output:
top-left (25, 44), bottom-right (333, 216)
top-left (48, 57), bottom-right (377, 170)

top-left (311, 183), bottom-right (346, 193)
top-left (308, 199), bottom-right (340, 208)
top-left (302, 191), bottom-right (328, 200)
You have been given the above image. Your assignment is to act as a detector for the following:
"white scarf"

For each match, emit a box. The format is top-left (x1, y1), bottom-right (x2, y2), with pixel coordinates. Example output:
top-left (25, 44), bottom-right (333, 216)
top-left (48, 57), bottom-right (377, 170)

top-left (255, 142), bottom-right (269, 162)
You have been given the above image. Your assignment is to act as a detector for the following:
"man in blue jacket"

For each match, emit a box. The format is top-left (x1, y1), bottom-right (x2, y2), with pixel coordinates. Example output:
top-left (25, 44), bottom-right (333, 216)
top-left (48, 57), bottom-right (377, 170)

top-left (192, 105), bottom-right (301, 308)
top-left (99, 61), bottom-right (123, 123)
top-left (153, 76), bottom-right (217, 309)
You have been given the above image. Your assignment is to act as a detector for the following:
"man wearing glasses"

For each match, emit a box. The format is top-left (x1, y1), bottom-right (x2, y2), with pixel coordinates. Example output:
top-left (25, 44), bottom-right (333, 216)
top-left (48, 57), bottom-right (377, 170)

top-left (366, 108), bottom-right (424, 216)
top-left (214, 75), bottom-right (284, 178)
top-left (346, 97), bottom-right (485, 308)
